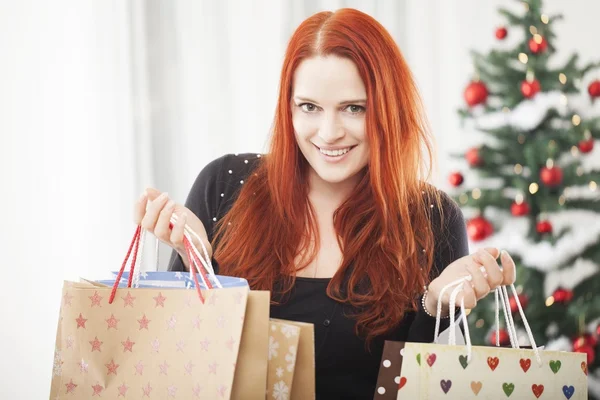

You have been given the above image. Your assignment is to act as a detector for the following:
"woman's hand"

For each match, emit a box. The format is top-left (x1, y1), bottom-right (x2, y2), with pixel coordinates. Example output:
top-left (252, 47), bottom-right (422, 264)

top-left (424, 248), bottom-right (516, 317)
top-left (133, 188), bottom-right (212, 271)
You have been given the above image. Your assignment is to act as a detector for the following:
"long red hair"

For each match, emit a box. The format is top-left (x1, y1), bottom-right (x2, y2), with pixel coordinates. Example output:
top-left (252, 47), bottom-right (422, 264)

top-left (215, 8), bottom-right (443, 343)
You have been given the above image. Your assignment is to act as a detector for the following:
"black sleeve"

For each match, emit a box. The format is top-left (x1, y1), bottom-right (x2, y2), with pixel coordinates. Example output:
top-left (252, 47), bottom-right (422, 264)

top-left (167, 153), bottom-right (262, 272)
top-left (407, 191), bottom-right (470, 342)
top-left (167, 156), bottom-right (225, 272)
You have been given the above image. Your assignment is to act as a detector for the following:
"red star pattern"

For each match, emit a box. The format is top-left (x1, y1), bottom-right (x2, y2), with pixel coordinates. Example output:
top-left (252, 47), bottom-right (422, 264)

top-left (192, 384), bottom-right (202, 398)
top-left (166, 315), bottom-right (177, 330)
top-left (76, 313), bottom-right (88, 329)
top-left (184, 360), bottom-right (195, 375)
top-left (153, 292), bottom-right (167, 307)
top-left (121, 291), bottom-right (136, 307)
top-left (234, 291), bottom-right (243, 305)
top-left (79, 359), bottom-right (89, 373)
top-left (66, 335), bottom-right (74, 349)
top-left (208, 361), bottom-right (218, 375)
top-left (217, 385), bottom-right (227, 398)
top-left (176, 340), bottom-right (186, 352)
top-left (192, 316), bottom-right (202, 330)
top-left (89, 291), bottom-right (103, 307)
top-left (216, 315), bottom-right (226, 328)
top-left (142, 382), bottom-right (153, 397)
top-left (65, 379), bottom-right (77, 394)
top-left (106, 314), bottom-right (120, 330)
top-left (63, 291), bottom-right (73, 307)
top-left (134, 361), bottom-right (144, 375)
top-left (121, 337), bottom-right (135, 352)
top-left (137, 314), bottom-right (151, 330)
top-left (207, 292), bottom-right (218, 306)
top-left (91, 383), bottom-right (104, 396)
top-left (159, 360), bottom-right (170, 376)
top-left (151, 338), bottom-right (160, 353)
top-left (226, 337), bottom-right (236, 351)
top-left (117, 383), bottom-right (129, 397)
top-left (199, 337), bottom-right (210, 352)
top-left (89, 336), bottom-right (103, 352)
top-left (168, 385), bottom-right (178, 398)
top-left (105, 359), bottom-right (120, 375)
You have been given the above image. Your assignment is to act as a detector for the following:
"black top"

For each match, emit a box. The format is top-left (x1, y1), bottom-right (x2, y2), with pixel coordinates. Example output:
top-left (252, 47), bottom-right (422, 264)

top-left (168, 153), bottom-right (469, 399)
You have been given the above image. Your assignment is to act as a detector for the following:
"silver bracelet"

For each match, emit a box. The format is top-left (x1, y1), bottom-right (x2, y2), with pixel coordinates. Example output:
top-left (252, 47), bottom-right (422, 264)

top-left (421, 289), bottom-right (451, 319)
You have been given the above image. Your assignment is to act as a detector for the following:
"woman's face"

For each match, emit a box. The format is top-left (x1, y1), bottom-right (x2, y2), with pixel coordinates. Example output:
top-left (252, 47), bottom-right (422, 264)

top-left (291, 55), bottom-right (369, 188)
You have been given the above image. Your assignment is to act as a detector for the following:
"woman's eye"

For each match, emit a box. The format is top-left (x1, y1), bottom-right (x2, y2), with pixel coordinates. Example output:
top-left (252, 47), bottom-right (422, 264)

top-left (346, 105), bottom-right (365, 114)
top-left (300, 103), bottom-right (318, 113)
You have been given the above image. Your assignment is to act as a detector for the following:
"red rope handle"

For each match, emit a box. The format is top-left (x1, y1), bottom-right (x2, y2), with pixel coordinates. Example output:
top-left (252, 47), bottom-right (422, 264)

top-left (184, 240), bottom-right (205, 303)
top-left (109, 225), bottom-right (141, 304)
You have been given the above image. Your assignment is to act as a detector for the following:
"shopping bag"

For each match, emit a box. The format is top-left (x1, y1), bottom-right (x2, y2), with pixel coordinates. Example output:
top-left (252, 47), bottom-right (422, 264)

top-left (266, 320), bottom-right (302, 399)
top-left (374, 277), bottom-right (588, 399)
top-left (273, 319), bottom-right (316, 400)
top-left (49, 224), bottom-right (269, 399)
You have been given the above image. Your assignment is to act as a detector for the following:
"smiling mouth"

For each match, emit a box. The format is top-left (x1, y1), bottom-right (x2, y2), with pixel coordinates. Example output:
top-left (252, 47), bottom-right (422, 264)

top-left (314, 144), bottom-right (357, 157)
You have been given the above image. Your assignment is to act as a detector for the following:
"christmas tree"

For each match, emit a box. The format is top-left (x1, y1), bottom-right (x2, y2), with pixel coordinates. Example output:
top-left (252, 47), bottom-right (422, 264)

top-left (449, 0), bottom-right (600, 396)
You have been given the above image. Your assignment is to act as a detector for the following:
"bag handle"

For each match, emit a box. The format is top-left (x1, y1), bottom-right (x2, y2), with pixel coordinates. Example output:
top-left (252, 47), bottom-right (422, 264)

top-left (108, 222), bottom-right (219, 304)
top-left (432, 273), bottom-right (542, 366)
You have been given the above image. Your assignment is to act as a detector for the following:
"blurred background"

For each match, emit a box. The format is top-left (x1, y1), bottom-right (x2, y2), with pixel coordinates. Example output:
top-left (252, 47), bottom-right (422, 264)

top-left (1, 0), bottom-right (599, 398)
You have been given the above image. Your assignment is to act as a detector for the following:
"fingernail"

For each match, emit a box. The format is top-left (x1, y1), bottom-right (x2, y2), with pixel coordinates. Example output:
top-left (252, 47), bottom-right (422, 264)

top-left (166, 200), bottom-right (175, 209)
top-left (501, 249), bottom-right (510, 259)
top-left (139, 191), bottom-right (147, 201)
top-left (159, 192), bottom-right (169, 201)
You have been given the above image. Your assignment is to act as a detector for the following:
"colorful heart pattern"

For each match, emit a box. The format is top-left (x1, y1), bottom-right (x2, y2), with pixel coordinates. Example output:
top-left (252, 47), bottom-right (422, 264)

top-left (426, 353), bottom-right (437, 367)
top-left (502, 382), bottom-right (514, 397)
top-left (487, 356), bottom-right (500, 371)
top-left (563, 385), bottom-right (575, 399)
top-left (398, 350), bottom-right (583, 398)
top-left (440, 379), bottom-right (452, 394)
top-left (532, 384), bottom-right (544, 398)
top-left (550, 360), bottom-right (562, 374)
top-left (459, 355), bottom-right (469, 369)
top-left (520, 358), bottom-right (531, 373)
top-left (398, 377), bottom-right (407, 390)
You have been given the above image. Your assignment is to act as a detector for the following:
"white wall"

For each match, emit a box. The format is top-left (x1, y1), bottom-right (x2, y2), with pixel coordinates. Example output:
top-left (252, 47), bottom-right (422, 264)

top-left (0, 1), bottom-right (138, 398)
top-left (1, 1), bottom-right (599, 398)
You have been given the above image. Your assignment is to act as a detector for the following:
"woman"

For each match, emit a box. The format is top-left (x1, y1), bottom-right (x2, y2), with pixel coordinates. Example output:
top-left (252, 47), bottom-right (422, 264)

top-left (134, 8), bottom-right (515, 398)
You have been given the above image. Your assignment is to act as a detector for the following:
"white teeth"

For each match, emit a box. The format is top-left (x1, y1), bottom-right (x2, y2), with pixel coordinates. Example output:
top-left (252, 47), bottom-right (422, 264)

top-left (319, 147), bottom-right (351, 156)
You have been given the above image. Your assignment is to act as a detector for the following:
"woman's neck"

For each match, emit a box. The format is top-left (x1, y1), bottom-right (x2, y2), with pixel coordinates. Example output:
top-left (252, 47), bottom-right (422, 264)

top-left (307, 168), bottom-right (362, 212)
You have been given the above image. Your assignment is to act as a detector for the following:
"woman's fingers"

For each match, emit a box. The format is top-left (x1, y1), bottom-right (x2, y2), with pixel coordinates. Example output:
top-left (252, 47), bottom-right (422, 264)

top-left (170, 212), bottom-right (186, 248)
top-left (457, 280), bottom-right (478, 309)
top-left (141, 192), bottom-right (169, 232)
top-left (154, 199), bottom-right (175, 241)
top-left (464, 261), bottom-right (491, 300)
top-left (472, 249), bottom-right (504, 289)
top-left (500, 250), bottom-right (517, 285)
top-left (133, 191), bottom-right (148, 224)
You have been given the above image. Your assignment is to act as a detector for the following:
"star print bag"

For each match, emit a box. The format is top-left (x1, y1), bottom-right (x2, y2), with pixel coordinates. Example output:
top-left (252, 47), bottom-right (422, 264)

top-left (374, 276), bottom-right (588, 399)
top-left (49, 224), bottom-right (270, 399)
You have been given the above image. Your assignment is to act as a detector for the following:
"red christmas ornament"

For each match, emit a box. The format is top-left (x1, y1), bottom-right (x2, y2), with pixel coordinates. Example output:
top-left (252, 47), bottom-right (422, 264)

top-left (573, 334), bottom-right (598, 351)
top-left (528, 36), bottom-right (548, 54)
top-left (465, 147), bottom-right (483, 167)
top-left (489, 329), bottom-right (510, 346)
top-left (588, 80), bottom-right (600, 98)
top-left (596, 324), bottom-right (600, 337)
top-left (578, 138), bottom-right (594, 154)
top-left (575, 344), bottom-right (596, 365)
top-left (509, 294), bottom-right (529, 313)
top-left (521, 79), bottom-right (541, 98)
top-left (552, 287), bottom-right (574, 304)
top-left (540, 166), bottom-right (563, 187)
top-left (511, 202), bottom-right (530, 217)
top-left (536, 220), bottom-right (553, 235)
top-left (448, 172), bottom-right (464, 187)
top-left (466, 216), bottom-right (494, 242)
top-left (495, 27), bottom-right (508, 40)
top-left (464, 81), bottom-right (489, 107)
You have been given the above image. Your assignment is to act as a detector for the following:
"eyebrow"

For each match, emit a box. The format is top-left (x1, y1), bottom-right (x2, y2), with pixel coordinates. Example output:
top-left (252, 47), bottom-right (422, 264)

top-left (293, 96), bottom-right (367, 105)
